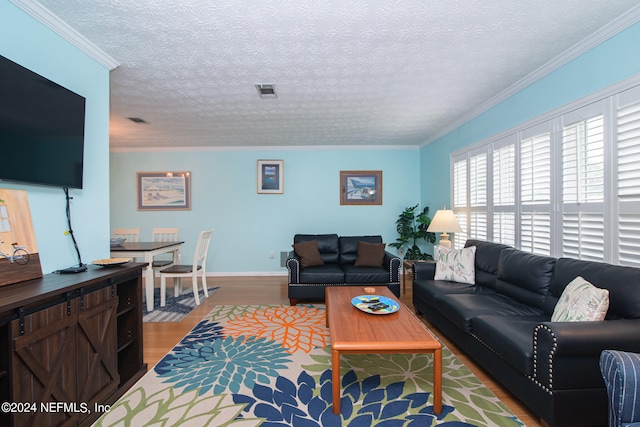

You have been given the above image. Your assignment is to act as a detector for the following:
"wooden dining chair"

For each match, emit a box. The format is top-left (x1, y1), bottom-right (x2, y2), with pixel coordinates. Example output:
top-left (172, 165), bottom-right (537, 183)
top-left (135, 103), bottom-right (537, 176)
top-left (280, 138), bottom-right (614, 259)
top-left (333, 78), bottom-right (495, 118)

top-left (151, 227), bottom-right (180, 269)
top-left (159, 229), bottom-right (214, 307)
top-left (112, 228), bottom-right (140, 242)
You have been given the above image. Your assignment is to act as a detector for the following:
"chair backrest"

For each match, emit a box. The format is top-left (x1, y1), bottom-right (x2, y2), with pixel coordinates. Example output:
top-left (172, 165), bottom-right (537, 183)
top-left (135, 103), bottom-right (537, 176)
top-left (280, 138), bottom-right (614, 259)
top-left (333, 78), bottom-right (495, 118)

top-left (192, 230), bottom-right (214, 268)
top-left (152, 227), bottom-right (179, 243)
top-left (113, 228), bottom-right (141, 242)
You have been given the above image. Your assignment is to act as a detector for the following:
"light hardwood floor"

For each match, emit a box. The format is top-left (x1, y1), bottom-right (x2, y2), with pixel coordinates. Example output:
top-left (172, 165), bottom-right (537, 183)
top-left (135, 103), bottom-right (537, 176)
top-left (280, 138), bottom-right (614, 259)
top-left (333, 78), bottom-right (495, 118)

top-left (143, 275), bottom-right (541, 426)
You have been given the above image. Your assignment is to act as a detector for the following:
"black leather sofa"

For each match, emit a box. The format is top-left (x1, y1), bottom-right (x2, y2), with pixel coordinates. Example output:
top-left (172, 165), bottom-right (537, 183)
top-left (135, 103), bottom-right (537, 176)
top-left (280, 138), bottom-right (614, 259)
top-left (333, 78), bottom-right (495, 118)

top-left (412, 239), bottom-right (640, 427)
top-left (287, 234), bottom-right (401, 305)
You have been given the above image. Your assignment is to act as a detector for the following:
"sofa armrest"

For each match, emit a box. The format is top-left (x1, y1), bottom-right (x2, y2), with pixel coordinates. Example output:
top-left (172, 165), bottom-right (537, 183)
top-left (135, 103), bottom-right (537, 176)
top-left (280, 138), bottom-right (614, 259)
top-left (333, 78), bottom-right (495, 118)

top-left (412, 261), bottom-right (436, 280)
top-left (286, 251), bottom-right (301, 284)
top-left (383, 251), bottom-right (401, 282)
top-left (533, 320), bottom-right (640, 391)
top-left (600, 350), bottom-right (640, 427)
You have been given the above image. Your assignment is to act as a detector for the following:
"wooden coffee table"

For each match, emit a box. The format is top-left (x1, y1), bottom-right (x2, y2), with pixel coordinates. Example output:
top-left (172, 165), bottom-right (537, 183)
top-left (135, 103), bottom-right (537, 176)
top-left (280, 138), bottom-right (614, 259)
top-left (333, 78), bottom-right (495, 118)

top-left (325, 286), bottom-right (442, 414)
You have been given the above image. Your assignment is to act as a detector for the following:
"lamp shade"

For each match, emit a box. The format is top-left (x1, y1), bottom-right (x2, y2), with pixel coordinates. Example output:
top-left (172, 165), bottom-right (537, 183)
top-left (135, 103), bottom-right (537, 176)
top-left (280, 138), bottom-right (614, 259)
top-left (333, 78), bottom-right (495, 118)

top-left (427, 210), bottom-right (462, 233)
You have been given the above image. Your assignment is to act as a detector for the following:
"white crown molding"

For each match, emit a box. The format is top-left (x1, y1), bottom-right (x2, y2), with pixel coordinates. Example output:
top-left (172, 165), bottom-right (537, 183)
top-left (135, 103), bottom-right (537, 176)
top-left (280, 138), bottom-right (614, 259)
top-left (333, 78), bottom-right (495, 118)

top-left (9, 0), bottom-right (119, 70)
top-left (420, 3), bottom-right (640, 148)
top-left (110, 144), bottom-right (420, 153)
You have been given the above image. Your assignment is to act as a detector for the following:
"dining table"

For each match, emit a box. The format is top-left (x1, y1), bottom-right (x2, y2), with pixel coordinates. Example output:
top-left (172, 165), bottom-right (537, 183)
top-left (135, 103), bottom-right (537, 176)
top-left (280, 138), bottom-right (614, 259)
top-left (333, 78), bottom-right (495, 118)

top-left (110, 241), bottom-right (184, 312)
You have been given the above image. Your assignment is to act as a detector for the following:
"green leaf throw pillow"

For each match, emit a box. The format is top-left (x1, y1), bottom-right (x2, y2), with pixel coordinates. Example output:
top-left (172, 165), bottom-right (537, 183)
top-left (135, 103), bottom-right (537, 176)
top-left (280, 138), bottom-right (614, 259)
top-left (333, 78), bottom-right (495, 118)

top-left (551, 276), bottom-right (609, 322)
top-left (433, 245), bottom-right (476, 284)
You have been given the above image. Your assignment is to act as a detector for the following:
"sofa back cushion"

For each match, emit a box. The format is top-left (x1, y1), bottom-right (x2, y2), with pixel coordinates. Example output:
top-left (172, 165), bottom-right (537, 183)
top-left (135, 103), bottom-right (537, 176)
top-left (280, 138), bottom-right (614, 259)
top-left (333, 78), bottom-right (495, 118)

top-left (496, 248), bottom-right (556, 309)
top-left (546, 258), bottom-right (640, 319)
top-left (464, 239), bottom-right (512, 289)
top-left (294, 234), bottom-right (340, 264)
top-left (339, 235), bottom-right (383, 265)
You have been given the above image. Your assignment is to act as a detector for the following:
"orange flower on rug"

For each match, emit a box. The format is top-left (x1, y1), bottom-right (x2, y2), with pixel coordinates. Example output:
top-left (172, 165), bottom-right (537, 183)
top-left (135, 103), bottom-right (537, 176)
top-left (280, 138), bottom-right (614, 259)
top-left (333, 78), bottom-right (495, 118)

top-left (224, 305), bottom-right (329, 353)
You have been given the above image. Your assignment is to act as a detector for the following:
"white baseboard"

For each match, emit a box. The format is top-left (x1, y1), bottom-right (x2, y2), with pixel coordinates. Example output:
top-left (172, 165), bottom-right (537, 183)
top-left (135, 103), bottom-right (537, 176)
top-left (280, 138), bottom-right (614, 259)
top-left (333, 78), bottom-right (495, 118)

top-left (207, 271), bottom-right (287, 277)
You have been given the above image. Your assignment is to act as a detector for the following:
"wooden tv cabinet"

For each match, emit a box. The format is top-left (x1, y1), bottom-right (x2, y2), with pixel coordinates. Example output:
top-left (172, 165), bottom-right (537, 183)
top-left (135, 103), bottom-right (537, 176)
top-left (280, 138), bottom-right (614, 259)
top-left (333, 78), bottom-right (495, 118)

top-left (0, 263), bottom-right (148, 426)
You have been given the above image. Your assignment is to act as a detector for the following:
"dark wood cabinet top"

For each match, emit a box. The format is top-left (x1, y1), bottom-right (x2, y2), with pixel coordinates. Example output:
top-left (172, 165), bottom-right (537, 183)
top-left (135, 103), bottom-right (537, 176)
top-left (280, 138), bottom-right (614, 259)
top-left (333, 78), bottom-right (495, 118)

top-left (0, 263), bottom-right (146, 319)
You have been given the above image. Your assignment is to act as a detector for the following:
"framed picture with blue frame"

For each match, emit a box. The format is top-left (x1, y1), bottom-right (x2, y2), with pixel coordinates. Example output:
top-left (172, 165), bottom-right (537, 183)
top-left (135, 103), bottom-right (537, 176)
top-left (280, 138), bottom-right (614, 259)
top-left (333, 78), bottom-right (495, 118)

top-left (257, 160), bottom-right (284, 194)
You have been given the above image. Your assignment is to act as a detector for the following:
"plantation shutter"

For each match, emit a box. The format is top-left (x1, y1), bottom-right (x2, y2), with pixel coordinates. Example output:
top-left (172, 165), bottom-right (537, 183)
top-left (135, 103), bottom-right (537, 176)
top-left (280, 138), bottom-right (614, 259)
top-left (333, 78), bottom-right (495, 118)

top-left (561, 103), bottom-right (605, 261)
top-left (617, 86), bottom-right (640, 267)
top-left (492, 137), bottom-right (516, 246)
top-left (452, 156), bottom-right (468, 248)
top-left (469, 151), bottom-right (487, 240)
top-left (520, 123), bottom-right (551, 255)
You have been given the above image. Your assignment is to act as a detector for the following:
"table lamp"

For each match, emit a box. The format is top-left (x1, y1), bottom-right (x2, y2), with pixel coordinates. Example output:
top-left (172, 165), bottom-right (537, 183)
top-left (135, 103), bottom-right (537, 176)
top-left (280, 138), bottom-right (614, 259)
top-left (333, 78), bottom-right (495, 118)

top-left (427, 209), bottom-right (462, 249)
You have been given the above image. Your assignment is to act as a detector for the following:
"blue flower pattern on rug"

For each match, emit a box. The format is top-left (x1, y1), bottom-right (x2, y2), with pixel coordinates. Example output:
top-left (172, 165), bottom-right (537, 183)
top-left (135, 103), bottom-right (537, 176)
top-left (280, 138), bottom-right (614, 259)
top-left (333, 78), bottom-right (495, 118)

top-left (155, 323), bottom-right (292, 395)
top-left (174, 319), bottom-right (224, 349)
top-left (232, 369), bottom-right (461, 427)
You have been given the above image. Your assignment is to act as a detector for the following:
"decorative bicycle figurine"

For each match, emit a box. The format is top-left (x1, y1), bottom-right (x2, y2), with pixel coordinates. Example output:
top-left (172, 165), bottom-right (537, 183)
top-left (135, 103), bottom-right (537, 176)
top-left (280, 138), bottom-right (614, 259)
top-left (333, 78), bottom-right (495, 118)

top-left (0, 240), bottom-right (30, 265)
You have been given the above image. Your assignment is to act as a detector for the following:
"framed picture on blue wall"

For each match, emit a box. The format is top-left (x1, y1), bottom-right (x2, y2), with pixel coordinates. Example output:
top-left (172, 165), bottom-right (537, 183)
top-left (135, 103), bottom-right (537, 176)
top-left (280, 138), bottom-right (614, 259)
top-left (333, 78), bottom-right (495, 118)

top-left (137, 171), bottom-right (191, 210)
top-left (340, 170), bottom-right (382, 205)
top-left (257, 160), bottom-right (284, 194)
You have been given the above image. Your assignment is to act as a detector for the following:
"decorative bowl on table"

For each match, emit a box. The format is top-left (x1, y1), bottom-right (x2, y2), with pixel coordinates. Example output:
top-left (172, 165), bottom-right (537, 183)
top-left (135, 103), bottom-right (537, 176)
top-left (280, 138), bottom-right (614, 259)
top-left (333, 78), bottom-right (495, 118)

top-left (110, 238), bottom-right (126, 247)
top-left (92, 257), bottom-right (132, 267)
top-left (351, 295), bottom-right (400, 315)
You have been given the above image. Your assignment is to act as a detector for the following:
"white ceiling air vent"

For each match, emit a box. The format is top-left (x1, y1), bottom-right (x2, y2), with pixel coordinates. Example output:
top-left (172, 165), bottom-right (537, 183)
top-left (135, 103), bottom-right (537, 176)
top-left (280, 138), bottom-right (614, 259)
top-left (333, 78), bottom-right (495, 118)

top-left (255, 84), bottom-right (277, 98)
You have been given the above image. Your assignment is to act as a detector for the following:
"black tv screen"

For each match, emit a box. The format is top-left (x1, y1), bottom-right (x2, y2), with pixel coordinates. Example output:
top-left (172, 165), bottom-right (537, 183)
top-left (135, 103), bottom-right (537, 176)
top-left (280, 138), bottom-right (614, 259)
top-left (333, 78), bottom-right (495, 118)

top-left (0, 54), bottom-right (86, 189)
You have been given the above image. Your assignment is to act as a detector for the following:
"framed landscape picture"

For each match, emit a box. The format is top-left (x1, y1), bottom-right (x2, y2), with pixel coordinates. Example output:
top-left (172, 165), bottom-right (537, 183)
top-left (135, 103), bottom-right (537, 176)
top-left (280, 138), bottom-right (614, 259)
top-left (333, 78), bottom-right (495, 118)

top-left (137, 171), bottom-right (191, 210)
top-left (340, 170), bottom-right (382, 205)
top-left (257, 160), bottom-right (284, 194)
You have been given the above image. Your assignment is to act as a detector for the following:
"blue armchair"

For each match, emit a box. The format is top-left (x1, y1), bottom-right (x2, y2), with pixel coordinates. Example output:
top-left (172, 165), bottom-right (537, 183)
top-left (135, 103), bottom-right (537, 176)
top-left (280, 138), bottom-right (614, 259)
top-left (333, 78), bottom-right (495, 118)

top-left (600, 350), bottom-right (640, 427)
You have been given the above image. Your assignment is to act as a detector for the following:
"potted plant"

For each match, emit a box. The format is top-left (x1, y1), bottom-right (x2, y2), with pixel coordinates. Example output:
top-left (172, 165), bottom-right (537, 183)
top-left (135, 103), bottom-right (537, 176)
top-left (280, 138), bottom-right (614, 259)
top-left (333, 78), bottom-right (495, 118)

top-left (389, 204), bottom-right (436, 260)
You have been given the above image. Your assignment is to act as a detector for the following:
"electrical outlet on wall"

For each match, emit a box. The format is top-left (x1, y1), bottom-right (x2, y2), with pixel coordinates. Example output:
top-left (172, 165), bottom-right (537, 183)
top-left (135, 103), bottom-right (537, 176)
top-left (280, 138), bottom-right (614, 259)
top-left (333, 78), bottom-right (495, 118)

top-left (269, 251), bottom-right (275, 259)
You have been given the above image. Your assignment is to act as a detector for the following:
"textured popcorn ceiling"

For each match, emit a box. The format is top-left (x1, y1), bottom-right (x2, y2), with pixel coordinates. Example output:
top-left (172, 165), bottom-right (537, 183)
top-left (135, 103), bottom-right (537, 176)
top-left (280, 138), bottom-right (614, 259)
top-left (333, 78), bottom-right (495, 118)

top-left (32, 0), bottom-right (640, 149)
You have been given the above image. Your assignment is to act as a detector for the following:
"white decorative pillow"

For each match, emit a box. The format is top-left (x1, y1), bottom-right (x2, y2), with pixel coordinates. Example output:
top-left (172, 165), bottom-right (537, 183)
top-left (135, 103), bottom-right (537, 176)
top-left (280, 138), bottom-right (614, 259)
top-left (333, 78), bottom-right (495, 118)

top-left (551, 276), bottom-right (609, 322)
top-left (433, 245), bottom-right (476, 284)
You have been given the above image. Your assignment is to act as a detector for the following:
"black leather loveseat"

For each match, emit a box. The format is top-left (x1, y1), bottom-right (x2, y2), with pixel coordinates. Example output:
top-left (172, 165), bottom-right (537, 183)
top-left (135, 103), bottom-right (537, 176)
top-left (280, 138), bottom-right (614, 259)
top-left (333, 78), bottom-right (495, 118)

top-left (287, 234), bottom-right (401, 305)
top-left (412, 239), bottom-right (640, 427)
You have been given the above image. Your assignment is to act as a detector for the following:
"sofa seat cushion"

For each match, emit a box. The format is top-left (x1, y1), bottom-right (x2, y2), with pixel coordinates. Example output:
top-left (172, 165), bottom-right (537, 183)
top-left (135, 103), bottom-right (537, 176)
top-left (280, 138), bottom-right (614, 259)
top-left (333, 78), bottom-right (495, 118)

top-left (413, 279), bottom-right (495, 307)
top-left (343, 264), bottom-right (390, 283)
top-left (436, 293), bottom-right (544, 332)
top-left (471, 315), bottom-right (549, 376)
top-left (299, 264), bottom-right (345, 283)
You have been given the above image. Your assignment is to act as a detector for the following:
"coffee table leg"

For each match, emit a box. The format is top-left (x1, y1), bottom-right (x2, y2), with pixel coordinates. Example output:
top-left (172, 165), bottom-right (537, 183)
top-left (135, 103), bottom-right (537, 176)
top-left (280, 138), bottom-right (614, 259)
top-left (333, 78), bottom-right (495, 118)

top-left (332, 348), bottom-right (340, 414)
top-left (433, 348), bottom-right (442, 414)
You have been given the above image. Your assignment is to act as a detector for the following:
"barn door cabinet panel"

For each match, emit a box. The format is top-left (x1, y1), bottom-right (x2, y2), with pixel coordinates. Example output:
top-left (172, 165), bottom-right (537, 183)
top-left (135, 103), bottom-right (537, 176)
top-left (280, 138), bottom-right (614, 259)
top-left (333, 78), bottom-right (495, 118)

top-left (0, 263), bottom-right (146, 427)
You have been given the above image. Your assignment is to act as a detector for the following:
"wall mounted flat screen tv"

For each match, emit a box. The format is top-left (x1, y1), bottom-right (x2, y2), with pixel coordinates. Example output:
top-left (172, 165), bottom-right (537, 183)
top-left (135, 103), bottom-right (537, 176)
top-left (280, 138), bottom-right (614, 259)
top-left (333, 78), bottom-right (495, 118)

top-left (0, 54), bottom-right (86, 189)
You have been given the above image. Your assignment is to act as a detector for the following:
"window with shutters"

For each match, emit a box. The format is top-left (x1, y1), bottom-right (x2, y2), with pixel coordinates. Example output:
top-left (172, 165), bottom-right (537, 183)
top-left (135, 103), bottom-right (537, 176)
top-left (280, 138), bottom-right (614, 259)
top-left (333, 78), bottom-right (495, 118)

top-left (449, 80), bottom-right (640, 265)
top-left (452, 157), bottom-right (469, 248)
top-left (469, 152), bottom-right (487, 241)
top-left (519, 124), bottom-right (552, 256)
top-left (561, 104), bottom-right (605, 261)
top-left (492, 139), bottom-right (516, 246)
top-left (616, 86), bottom-right (640, 267)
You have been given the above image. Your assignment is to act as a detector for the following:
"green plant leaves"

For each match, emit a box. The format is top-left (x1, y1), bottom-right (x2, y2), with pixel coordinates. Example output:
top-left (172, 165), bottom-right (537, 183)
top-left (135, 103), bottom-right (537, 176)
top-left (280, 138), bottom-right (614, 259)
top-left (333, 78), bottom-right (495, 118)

top-left (391, 204), bottom-right (436, 259)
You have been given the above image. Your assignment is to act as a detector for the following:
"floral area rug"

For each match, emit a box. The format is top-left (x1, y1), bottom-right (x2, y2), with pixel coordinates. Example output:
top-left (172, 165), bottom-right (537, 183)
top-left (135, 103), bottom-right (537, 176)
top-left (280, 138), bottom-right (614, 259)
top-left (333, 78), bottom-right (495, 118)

top-left (94, 305), bottom-right (524, 426)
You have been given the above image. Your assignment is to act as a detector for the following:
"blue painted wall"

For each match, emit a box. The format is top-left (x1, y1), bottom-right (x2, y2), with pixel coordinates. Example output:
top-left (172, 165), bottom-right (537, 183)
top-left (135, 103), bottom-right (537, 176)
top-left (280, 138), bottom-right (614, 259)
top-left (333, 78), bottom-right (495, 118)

top-left (420, 21), bottom-right (640, 211)
top-left (0, 2), bottom-right (111, 273)
top-left (110, 148), bottom-right (422, 273)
